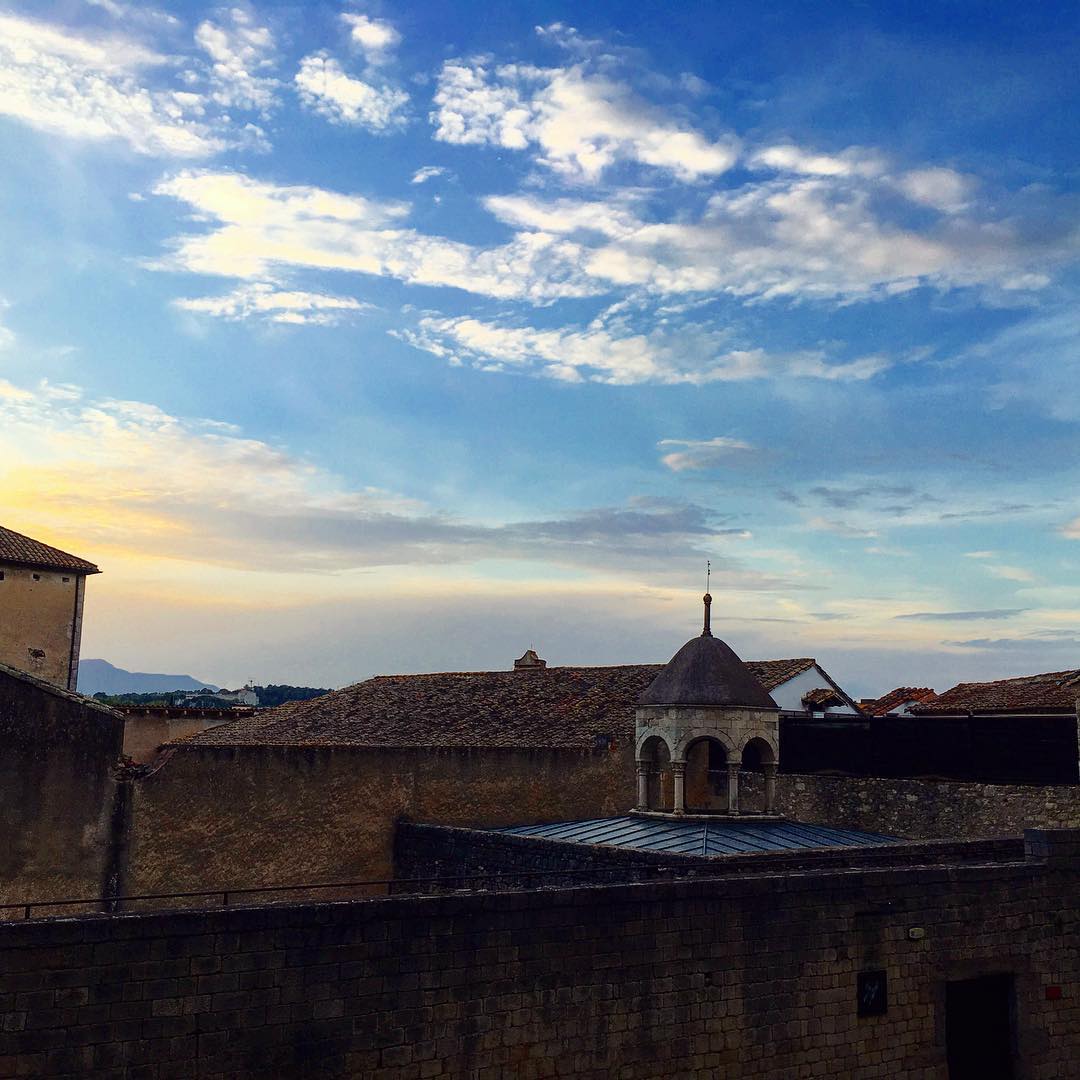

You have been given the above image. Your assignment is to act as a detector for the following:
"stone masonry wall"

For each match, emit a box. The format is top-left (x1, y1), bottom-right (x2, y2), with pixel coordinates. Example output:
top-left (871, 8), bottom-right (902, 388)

top-left (778, 773), bottom-right (1080, 839)
top-left (1, 830), bottom-right (1078, 1079)
top-left (127, 742), bottom-right (635, 898)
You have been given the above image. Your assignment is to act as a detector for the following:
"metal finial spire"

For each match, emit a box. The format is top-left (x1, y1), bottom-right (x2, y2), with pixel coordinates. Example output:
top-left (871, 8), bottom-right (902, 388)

top-left (702, 560), bottom-right (713, 637)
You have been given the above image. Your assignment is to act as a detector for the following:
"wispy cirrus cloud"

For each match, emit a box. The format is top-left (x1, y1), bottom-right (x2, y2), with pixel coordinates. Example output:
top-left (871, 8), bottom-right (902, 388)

top-left (174, 282), bottom-right (369, 325)
top-left (658, 437), bottom-right (756, 472)
top-left (893, 609), bottom-right (1027, 622)
top-left (401, 315), bottom-right (887, 386)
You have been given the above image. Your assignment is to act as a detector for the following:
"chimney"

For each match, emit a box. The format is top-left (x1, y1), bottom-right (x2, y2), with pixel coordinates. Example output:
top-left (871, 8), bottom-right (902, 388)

top-left (514, 649), bottom-right (547, 671)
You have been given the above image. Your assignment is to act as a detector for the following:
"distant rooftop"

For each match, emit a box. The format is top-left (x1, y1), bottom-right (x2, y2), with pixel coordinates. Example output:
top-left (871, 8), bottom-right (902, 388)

top-left (176, 657), bottom-right (841, 751)
top-left (864, 686), bottom-right (938, 716)
top-left (911, 670), bottom-right (1080, 714)
top-left (496, 816), bottom-right (897, 857)
top-left (0, 524), bottom-right (100, 574)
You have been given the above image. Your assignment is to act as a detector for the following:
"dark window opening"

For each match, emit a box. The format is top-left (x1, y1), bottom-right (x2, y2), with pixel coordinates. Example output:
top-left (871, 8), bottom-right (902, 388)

top-left (0, 571), bottom-right (4, 581)
top-left (946, 974), bottom-right (1014, 1080)
top-left (62, 576), bottom-right (70, 583)
top-left (707, 741), bottom-right (727, 795)
top-left (32, 573), bottom-right (40, 581)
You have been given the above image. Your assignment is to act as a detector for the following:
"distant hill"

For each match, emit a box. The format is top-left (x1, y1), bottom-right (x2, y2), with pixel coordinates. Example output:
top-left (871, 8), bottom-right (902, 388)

top-left (78, 659), bottom-right (218, 696)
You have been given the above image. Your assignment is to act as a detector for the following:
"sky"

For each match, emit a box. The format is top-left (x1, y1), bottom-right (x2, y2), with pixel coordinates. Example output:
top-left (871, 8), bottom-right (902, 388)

top-left (1, 0), bottom-right (1079, 695)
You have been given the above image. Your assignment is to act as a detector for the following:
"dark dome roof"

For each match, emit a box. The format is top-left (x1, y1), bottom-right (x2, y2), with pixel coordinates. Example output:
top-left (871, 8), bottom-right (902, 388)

top-left (639, 635), bottom-right (777, 709)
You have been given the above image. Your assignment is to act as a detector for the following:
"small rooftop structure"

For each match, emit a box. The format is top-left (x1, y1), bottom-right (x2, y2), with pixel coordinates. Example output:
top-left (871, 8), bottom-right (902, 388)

top-left (635, 594), bottom-right (780, 819)
top-left (496, 816), bottom-right (897, 857)
top-left (513, 649), bottom-right (546, 671)
top-left (864, 686), bottom-right (937, 716)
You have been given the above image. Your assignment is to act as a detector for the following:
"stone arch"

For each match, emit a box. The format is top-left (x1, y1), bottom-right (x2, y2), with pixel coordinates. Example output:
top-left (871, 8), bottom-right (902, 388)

top-left (683, 735), bottom-right (733, 813)
top-left (671, 727), bottom-right (736, 763)
top-left (739, 734), bottom-right (778, 814)
top-left (637, 734), bottom-right (673, 812)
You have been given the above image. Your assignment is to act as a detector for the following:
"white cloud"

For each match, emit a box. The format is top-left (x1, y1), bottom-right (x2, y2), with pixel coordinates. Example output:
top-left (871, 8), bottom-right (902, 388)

top-left (1063, 520), bottom-right (1080, 540)
top-left (411, 166), bottom-right (447, 184)
top-left (0, 12), bottom-right (225, 156)
top-left (341, 14), bottom-right (401, 62)
top-left (295, 54), bottom-right (408, 131)
top-left (195, 7), bottom-right (278, 115)
top-left (658, 437), bottom-right (755, 472)
top-left (484, 193), bottom-right (640, 238)
top-left (401, 315), bottom-right (889, 386)
top-left (985, 563), bottom-right (1036, 583)
top-left (174, 282), bottom-right (369, 324)
top-left (805, 517), bottom-right (879, 539)
top-left (896, 167), bottom-right (973, 213)
top-left (431, 60), bottom-right (738, 181)
top-left (749, 143), bottom-right (885, 179)
top-left (153, 170), bottom-right (597, 301)
top-left (0, 300), bottom-right (14, 350)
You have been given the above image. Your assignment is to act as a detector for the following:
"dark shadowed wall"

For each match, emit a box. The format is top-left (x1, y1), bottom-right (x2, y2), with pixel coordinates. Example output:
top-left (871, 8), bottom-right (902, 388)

top-left (0, 664), bottom-right (124, 913)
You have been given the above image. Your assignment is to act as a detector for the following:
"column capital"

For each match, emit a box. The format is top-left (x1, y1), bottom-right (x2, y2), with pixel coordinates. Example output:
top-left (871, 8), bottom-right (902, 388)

top-left (670, 760), bottom-right (686, 775)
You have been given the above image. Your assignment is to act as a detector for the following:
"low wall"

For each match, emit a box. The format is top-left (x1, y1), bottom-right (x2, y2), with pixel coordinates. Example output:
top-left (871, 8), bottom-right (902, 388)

top-left (0, 664), bottom-right (124, 914)
top-left (778, 773), bottom-right (1080, 839)
top-left (1, 830), bottom-right (1078, 1079)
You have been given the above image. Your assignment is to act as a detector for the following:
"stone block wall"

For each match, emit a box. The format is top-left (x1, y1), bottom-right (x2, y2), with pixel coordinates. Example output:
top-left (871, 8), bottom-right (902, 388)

top-left (127, 742), bottom-right (635, 898)
top-left (1, 830), bottom-right (1078, 1078)
top-left (778, 773), bottom-right (1080, 839)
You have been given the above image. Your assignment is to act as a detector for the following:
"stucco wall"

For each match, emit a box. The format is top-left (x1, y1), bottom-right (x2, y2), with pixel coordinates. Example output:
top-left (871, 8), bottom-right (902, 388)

top-left (0, 563), bottom-right (83, 690)
top-left (128, 741), bottom-right (636, 896)
top-left (0, 665), bottom-right (124, 913)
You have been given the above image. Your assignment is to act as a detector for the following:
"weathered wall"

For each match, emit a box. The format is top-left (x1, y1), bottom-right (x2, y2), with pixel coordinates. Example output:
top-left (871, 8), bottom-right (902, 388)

top-left (2, 830), bottom-right (1078, 1079)
top-left (0, 564), bottom-right (82, 690)
top-left (778, 772), bottom-right (1080, 839)
top-left (0, 664), bottom-right (124, 913)
top-left (128, 742), bottom-right (635, 896)
top-left (120, 710), bottom-right (237, 764)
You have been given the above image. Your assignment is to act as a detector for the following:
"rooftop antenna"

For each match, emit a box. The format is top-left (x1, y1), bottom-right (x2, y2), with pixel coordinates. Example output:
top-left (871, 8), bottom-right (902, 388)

top-left (702, 560), bottom-right (713, 638)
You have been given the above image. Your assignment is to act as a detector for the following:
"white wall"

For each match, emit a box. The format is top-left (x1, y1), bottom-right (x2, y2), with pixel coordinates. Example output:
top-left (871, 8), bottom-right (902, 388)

top-left (769, 665), bottom-right (859, 714)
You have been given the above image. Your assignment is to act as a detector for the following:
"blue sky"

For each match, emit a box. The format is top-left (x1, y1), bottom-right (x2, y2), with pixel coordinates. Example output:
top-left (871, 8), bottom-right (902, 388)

top-left (1, 0), bottom-right (1078, 694)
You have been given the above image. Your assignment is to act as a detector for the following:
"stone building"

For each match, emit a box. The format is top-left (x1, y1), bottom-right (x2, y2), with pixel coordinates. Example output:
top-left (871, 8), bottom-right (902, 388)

top-left (0, 524), bottom-right (100, 692)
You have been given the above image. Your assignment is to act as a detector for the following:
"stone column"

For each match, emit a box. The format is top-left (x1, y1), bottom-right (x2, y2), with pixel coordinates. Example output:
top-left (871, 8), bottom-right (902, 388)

top-left (763, 763), bottom-right (778, 814)
top-left (636, 760), bottom-right (650, 811)
top-left (671, 761), bottom-right (686, 816)
top-left (727, 762), bottom-right (741, 815)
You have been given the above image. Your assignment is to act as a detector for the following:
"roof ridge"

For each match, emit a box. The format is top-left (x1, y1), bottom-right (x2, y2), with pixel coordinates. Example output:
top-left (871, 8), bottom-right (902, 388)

top-left (0, 524), bottom-right (100, 574)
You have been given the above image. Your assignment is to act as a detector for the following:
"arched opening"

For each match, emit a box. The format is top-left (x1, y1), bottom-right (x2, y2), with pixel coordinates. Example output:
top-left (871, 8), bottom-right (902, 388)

top-left (684, 736), bottom-right (731, 812)
top-left (739, 737), bottom-right (776, 814)
top-left (638, 735), bottom-right (673, 812)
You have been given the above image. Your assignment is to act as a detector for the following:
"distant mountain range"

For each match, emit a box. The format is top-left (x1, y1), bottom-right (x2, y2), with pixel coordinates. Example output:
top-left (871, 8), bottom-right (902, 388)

top-left (78, 659), bottom-right (218, 696)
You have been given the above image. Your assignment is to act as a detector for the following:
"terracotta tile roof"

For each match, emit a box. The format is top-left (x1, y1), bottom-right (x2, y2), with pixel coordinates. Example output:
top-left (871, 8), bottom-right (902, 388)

top-left (910, 671), bottom-right (1080, 715)
top-left (864, 687), bottom-right (937, 717)
top-left (0, 525), bottom-right (100, 574)
top-left (801, 687), bottom-right (846, 708)
top-left (177, 657), bottom-right (827, 751)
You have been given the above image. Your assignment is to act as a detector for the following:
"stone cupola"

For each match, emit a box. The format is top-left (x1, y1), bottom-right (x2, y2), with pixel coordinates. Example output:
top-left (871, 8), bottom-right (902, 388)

top-left (635, 593), bottom-right (781, 817)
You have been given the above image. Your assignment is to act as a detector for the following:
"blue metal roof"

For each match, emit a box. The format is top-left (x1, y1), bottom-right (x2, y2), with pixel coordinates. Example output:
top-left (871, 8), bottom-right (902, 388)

top-left (495, 816), bottom-right (897, 857)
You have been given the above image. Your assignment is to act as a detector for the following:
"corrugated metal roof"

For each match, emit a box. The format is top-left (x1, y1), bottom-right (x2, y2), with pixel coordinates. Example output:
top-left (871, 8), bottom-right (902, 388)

top-left (495, 816), bottom-right (897, 856)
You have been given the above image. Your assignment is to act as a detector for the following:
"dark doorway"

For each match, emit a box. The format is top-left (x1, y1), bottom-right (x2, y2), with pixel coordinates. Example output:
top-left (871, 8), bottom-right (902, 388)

top-left (946, 974), bottom-right (1014, 1080)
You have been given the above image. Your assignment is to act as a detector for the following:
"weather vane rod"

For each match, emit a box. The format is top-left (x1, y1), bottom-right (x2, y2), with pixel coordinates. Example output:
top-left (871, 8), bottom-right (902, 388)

top-left (702, 560), bottom-right (713, 637)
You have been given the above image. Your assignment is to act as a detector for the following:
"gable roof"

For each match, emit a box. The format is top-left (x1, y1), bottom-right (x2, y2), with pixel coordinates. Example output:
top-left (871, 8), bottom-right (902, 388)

top-left (910, 670), bottom-right (1080, 715)
top-left (0, 525), bottom-right (100, 574)
top-left (176, 656), bottom-right (837, 751)
top-left (864, 687), bottom-right (937, 717)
